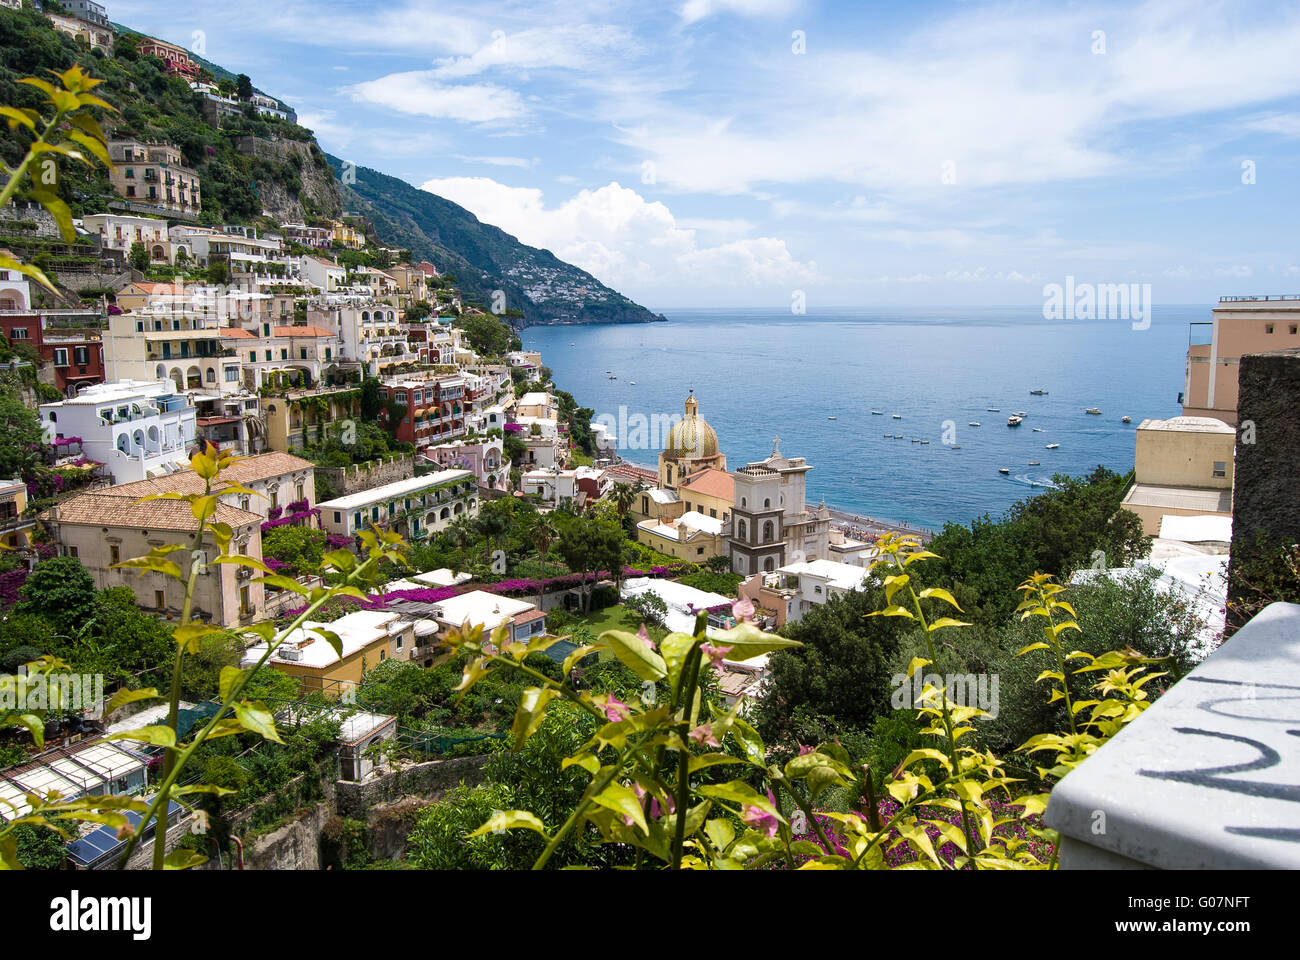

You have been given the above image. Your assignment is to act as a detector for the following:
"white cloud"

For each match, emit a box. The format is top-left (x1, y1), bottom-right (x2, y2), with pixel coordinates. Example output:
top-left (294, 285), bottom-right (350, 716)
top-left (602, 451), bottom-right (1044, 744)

top-left (418, 176), bottom-right (818, 291)
top-left (680, 0), bottom-right (798, 25)
top-left (454, 155), bottom-right (537, 168)
top-left (346, 72), bottom-right (526, 123)
top-left (431, 24), bottom-right (637, 78)
top-left (1240, 112), bottom-right (1300, 139)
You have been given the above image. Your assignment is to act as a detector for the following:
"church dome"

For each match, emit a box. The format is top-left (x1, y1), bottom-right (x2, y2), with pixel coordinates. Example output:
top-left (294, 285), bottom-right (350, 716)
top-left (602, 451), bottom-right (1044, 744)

top-left (665, 392), bottom-right (719, 459)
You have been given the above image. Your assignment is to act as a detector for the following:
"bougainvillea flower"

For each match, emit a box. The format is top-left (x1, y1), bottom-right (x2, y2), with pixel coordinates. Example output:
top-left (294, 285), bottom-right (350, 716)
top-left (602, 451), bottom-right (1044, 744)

top-left (688, 723), bottom-right (720, 748)
top-left (701, 643), bottom-right (733, 667)
top-left (637, 624), bottom-right (657, 651)
top-left (742, 792), bottom-right (780, 838)
top-left (602, 695), bottom-right (631, 722)
top-left (732, 598), bottom-right (755, 622)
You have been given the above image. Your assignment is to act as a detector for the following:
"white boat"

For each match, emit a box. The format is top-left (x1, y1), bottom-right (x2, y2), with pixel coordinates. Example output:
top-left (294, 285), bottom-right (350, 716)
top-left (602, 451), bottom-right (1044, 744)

top-left (1012, 410), bottom-right (1027, 418)
top-left (871, 410), bottom-right (883, 415)
top-left (1007, 416), bottom-right (1023, 427)
top-left (1121, 416), bottom-right (1131, 423)
top-left (1085, 407), bottom-right (1102, 415)
top-left (987, 407), bottom-right (1000, 412)
top-left (1045, 443), bottom-right (1060, 449)
top-left (1028, 461), bottom-right (1041, 465)
top-left (883, 433), bottom-right (893, 438)
top-left (1032, 427), bottom-right (1045, 432)
top-left (968, 421), bottom-right (981, 427)
top-left (893, 434), bottom-right (903, 439)
top-left (999, 468), bottom-right (1010, 474)
top-left (911, 438), bottom-right (920, 443)
top-left (950, 445), bottom-right (961, 450)
top-left (920, 440), bottom-right (930, 445)
top-left (828, 416), bottom-right (838, 420)
top-left (1030, 389), bottom-right (1048, 395)
top-left (629, 380), bottom-right (637, 384)
top-left (892, 414), bottom-right (902, 419)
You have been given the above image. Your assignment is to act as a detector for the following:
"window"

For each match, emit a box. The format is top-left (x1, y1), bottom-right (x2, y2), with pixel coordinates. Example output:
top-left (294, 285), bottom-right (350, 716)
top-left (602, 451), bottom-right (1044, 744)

top-left (53, 348), bottom-right (68, 366)
top-left (1291, 325), bottom-right (1298, 335)
top-left (281, 349), bottom-right (288, 360)
top-left (814, 585), bottom-right (823, 594)
top-left (155, 589), bottom-right (166, 610)
top-left (225, 367), bottom-right (239, 382)
top-left (10, 328), bottom-right (28, 340)
top-left (1213, 461), bottom-right (1227, 479)
top-left (265, 350), bottom-right (272, 361)
top-left (1266, 324), bottom-right (1275, 334)
top-left (67, 545), bottom-right (78, 558)
top-left (334, 511), bottom-right (342, 523)
top-left (249, 352), bottom-right (256, 363)
top-left (697, 547), bottom-right (705, 555)
top-left (300, 348), bottom-right (307, 359)
top-left (240, 586), bottom-right (251, 617)
top-left (73, 346), bottom-right (88, 365)
top-left (110, 544), bottom-right (120, 564)
top-left (138, 321), bottom-right (146, 333)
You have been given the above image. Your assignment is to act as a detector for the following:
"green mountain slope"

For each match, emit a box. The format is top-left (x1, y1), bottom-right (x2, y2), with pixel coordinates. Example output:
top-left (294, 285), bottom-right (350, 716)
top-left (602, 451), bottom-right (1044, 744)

top-left (331, 157), bottom-right (665, 327)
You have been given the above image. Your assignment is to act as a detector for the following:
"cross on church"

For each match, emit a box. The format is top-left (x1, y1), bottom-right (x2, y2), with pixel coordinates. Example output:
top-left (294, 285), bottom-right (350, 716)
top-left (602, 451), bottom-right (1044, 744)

top-left (772, 434), bottom-right (781, 453)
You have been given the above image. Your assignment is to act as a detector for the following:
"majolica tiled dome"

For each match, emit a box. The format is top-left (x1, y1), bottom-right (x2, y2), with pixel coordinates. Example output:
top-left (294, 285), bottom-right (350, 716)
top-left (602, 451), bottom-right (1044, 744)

top-left (665, 392), bottom-right (719, 459)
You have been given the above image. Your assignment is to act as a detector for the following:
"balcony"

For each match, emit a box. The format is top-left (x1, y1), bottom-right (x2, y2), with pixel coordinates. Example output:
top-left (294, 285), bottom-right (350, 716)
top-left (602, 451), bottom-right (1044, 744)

top-left (1189, 322), bottom-right (1213, 347)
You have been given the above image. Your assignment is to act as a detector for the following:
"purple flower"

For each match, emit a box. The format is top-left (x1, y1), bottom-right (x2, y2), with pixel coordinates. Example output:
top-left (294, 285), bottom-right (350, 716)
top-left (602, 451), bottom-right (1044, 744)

top-left (687, 723), bottom-right (720, 748)
top-left (741, 791), bottom-right (780, 838)
top-left (601, 695), bottom-right (630, 722)
top-left (701, 643), bottom-right (733, 667)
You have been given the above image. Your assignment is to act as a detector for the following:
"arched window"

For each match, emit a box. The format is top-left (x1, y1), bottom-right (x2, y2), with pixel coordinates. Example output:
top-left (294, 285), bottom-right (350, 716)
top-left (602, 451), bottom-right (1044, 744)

top-left (205, 368), bottom-right (216, 382)
top-left (763, 557), bottom-right (775, 572)
top-left (737, 519), bottom-right (747, 541)
top-left (440, 507), bottom-right (450, 519)
top-left (762, 520), bottom-right (774, 542)
top-left (764, 498), bottom-right (771, 509)
top-left (740, 497), bottom-right (746, 507)
top-left (361, 311), bottom-right (370, 321)
top-left (295, 481), bottom-right (304, 502)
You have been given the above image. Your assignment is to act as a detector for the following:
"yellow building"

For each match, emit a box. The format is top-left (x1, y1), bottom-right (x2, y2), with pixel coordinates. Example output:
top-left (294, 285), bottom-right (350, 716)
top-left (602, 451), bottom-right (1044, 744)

top-left (1121, 416), bottom-right (1235, 536)
top-left (332, 220), bottom-right (365, 250)
top-left (245, 610), bottom-right (413, 697)
top-left (1183, 297), bottom-right (1300, 426)
top-left (260, 385), bottom-right (362, 452)
top-left (0, 478), bottom-right (33, 550)
top-left (636, 511), bottom-right (728, 562)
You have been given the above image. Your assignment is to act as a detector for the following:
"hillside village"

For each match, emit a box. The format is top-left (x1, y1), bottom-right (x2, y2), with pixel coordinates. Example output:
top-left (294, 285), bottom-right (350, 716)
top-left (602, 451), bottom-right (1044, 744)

top-left (0, 0), bottom-right (1296, 880)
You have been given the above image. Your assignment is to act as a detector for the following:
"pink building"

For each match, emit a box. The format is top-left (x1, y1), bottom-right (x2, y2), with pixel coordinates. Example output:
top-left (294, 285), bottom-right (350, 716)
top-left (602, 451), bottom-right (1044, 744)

top-left (422, 437), bottom-right (507, 492)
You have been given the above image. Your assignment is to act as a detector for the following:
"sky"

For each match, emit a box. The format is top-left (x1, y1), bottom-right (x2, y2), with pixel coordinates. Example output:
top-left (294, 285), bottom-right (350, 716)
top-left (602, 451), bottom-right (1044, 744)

top-left (109, 0), bottom-right (1300, 310)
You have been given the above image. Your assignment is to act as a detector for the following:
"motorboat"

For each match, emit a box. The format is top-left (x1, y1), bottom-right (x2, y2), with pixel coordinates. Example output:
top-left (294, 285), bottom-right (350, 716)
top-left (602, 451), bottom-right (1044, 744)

top-left (968, 421), bottom-right (981, 427)
top-left (1007, 415), bottom-right (1023, 427)
top-left (1045, 443), bottom-right (1060, 449)
top-left (911, 438), bottom-right (920, 443)
top-left (1032, 427), bottom-right (1045, 432)
top-left (893, 434), bottom-right (904, 439)
top-left (871, 410), bottom-right (883, 415)
top-left (1085, 407), bottom-right (1102, 415)
top-left (950, 445), bottom-right (961, 449)
top-left (1121, 416), bottom-right (1131, 423)
top-left (828, 416), bottom-right (838, 420)
top-left (920, 440), bottom-right (930, 444)
top-left (892, 414), bottom-right (903, 419)
top-left (1012, 410), bottom-right (1028, 418)
top-left (1028, 461), bottom-right (1041, 465)
top-left (1030, 389), bottom-right (1048, 395)
top-left (999, 468), bottom-right (1010, 474)
top-left (987, 407), bottom-right (1000, 412)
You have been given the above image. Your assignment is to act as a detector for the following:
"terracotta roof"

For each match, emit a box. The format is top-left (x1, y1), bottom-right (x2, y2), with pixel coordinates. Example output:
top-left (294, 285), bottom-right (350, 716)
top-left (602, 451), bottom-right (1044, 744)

top-left (221, 328), bottom-right (256, 338)
top-left (604, 463), bottom-right (657, 484)
top-left (43, 492), bottom-right (261, 531)
top-left (119, 281), bottom-right (176, 294)
top-left (679, 467), bottom-right (734, 502)
top-left (104, 452), bottom-right (315, 500)
top-left (512, 609), bottom-right (547, 625)
top-left (273, 325), bottom-right (335, 338)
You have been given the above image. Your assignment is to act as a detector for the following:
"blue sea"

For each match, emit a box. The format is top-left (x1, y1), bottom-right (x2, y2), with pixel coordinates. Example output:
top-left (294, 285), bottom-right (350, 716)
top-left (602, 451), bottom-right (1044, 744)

top-left (522, 306), bottom-right (1197, 530)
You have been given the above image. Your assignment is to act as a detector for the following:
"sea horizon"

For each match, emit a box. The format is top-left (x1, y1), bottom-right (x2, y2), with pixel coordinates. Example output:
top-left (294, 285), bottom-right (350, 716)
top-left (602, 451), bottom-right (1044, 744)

top-left (524, 304), bottom-right (1194, 530)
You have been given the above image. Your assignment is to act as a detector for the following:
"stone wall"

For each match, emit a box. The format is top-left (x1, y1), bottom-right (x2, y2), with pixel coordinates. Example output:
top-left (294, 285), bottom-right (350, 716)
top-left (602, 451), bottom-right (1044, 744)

top-left (1225, 348), bottom-right (1300, 632)
top-left (334, 754), bottom-right (489, 821)
top-left (320, 455), bottom-right (414, 497)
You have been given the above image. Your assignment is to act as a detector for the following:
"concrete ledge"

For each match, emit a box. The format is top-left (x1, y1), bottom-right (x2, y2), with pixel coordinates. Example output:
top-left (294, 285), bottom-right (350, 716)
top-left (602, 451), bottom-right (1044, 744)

top-left (1044, 601), bottom-right (1300, 869)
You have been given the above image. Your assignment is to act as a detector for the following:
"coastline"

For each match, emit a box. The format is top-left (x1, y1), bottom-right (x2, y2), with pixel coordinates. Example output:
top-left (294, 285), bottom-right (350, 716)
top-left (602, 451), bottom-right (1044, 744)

top-left (611, 459), bottom-right (936, 544)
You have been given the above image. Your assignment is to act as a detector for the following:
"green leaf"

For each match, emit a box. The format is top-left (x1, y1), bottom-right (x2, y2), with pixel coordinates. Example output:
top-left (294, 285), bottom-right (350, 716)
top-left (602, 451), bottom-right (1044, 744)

top-left (172, 622), bottom-right (224, 654)
top-left (234, 702), bottom-right (282, 743)
top-left (710, 619), bottom-right (802, 661)
top-left (171, 783), bottom-right (236, 798)
top-left (918, 586), bottom-right (963, 611)
top-left (590, 781), bottom-right (647, 833)
top-left (658, 631), bottom-right (698, 690)
top-left (103, 725), bottom-right (176, 748)
top-left (113, 555), bottom-right (183, 581)
top-left (0, 106), bottom-right (35, 130)
top-left (599, 629), bottom-right (667, 682)
top-left (162, 849), bottom-right (208, 870)
top-left (1016, 641), bottom-right (1051, 656)
top-left (104, 687), bottom-right (162, 717)
top-left (870, 605), bottom-right (916, 620)
top-left (212, 556), bottom-right (274, 575)
top-left (251, 575), bottom-right (309, 596)
top-left (705, 818), bottom-right (735, 852)
top-left (928, 617), bottom-right (971, 631)
top-left (905, 656), bottom-right (931, 679)
top-left (466, 809), bottom-right (548, 838)
top-left (687, 752), bottom-right (746, 773)
top-left (883, 573), bottom-right (909, 603)
top-left (561, 643), bottom-right (600, 676)
top-left (697, 780), bottom-right (780, 818)
top-left (218, 666), bottom-right (245, 704)
top-left (511, 686), bottom-right (558, 750)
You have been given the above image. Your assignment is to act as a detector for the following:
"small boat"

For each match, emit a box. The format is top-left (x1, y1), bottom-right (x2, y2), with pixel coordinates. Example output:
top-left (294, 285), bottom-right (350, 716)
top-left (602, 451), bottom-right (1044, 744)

top-left (911, 438), bottom-right (920, 443)
top-left (1028, 461), bottom-right (1041, 465)
top-left (1030, 389), bottom-right (1048, 396)
top-left (1121, 416), bottom-right (1131, 423)
top-left (892, 414), bottom-right (902, 419)
top-left (920, 440), bottom-right (930, 445)
top-left (828, 416), bottom-right (838, 420)
top-left (893, 434), bottom-right (903, 439)
top-left (629, 380), bottom-right (637, 384)
top-left (608, 375), bottom-right (617, 379)
top-left (999, 468), bottom-right (1010, 474)
top-left (883, 433), bottom-right (893, 438)
top-left (1045, 443), bottom-right (1060, 449)
top-left (987, 407), bottom-right (1000, 412)
top-left (968, 421), bottom-right (981, 427)
top-left (1007, 416), bottom-right (1023, 427)
top-left (1085, 407), bottom-right (1102, 415)
top-left (1012, 410), bottom-right (1027, 418)
top-left (950, 445), bottom-right (961, 450)
top-left (871, 410), bottom-right (883, 415)
top-left (1032, 427), bottom-right (1045, 432)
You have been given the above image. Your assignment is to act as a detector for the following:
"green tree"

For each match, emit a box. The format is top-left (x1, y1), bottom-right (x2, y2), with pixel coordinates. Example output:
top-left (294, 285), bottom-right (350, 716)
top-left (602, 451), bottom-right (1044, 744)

top-left (14, 556), bottom-right (98, 636)
top-left (127, 241), bottom-right (149, 271)
top-left (0, 387), bottom-right (45, 480)
top-left (235, 73), bottom-right (253, 100)
top-left (554, 516), bottom-right (628, 613)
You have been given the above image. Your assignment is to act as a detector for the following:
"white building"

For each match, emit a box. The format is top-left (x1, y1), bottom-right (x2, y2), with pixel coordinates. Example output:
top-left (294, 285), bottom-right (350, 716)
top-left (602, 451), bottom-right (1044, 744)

top-left (318, 469), bottom-right (477, 541)
top-left (82, 213), bottom-right (173, 261)
top-left (39, 379), bottom-right (197, 483)
top-left (620, 576), bottom-right (732, 637)
top-left (424, 590), bottom-right (547, 643)
top-left (775, 558), bottom-right (872, 623)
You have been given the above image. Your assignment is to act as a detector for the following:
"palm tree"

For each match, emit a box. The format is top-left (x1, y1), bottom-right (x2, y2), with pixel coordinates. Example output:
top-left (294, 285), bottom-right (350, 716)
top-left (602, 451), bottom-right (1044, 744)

top-left (476, 510), bottom-right (511, 568)
top-left (448, 514), bottom-right (475, 569)
top-left (532, 515), bottom-right (559, 569)
top-left (610, 481), bottom-right (642, 518)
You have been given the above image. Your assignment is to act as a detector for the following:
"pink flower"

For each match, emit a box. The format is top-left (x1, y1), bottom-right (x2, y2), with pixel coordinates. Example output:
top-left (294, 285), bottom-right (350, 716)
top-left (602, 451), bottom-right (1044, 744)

top-left (688, 723), bottom-right (720, 748)
top-left (602, 695), bottom-right (631, 722)
top-left (637, 624), bottom-right (657, 651)
top-left (701, 643), bottom-right (733, 667)
top-left (732, 598), bottom-right (755, 622)
top-left (798, 743), bottom-right (816, 756)
top-left (742, 791), bottom-right (780, 838)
